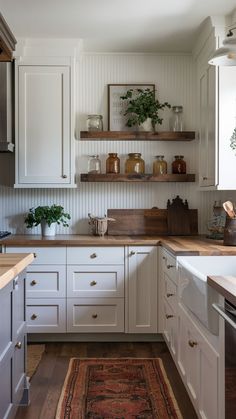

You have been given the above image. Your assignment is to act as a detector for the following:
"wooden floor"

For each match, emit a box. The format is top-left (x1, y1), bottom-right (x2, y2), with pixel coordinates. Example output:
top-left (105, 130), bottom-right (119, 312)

top-left (16, 342), bottom-right (197, 419)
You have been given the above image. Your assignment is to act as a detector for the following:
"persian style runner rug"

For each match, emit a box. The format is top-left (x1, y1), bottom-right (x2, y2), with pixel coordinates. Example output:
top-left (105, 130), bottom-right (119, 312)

top-left (56, 358), bottom-right (182, 418)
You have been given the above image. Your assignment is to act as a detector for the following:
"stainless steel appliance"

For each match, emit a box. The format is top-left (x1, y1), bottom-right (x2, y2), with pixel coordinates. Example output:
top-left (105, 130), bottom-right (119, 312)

top-left (213, 300), bottom-right (236, 418)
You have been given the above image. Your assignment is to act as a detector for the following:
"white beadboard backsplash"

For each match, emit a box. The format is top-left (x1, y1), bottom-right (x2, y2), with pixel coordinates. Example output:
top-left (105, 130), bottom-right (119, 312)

top-left (0, 52), bottom-right (235, 235)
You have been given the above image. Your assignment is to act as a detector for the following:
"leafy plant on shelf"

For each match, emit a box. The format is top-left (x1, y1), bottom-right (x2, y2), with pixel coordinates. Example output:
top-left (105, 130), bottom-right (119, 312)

top-left (120, 88), bottom-right (171, 128)
top-left (24, 205), bottom-right (71, 228)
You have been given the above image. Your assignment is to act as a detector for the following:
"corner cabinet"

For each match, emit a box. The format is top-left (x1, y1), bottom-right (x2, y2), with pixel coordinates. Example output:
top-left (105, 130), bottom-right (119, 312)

top-left (14, 59), bottom-right (75, 188)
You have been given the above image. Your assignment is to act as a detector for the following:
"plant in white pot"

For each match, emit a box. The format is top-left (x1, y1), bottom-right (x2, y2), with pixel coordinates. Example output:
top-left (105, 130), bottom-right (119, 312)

top-left (24, 205), bottom-right (71, 236)
top-left (120, 88), bottom-right (171, 131)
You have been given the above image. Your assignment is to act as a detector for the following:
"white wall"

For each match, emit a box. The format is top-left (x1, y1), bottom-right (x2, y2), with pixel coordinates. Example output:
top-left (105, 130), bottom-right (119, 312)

top-left (0, 52), bottom-right (235, 235)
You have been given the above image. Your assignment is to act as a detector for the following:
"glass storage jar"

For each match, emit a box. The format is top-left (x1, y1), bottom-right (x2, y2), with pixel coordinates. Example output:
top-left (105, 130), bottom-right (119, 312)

top-left (170, 106), bottom-right (183, 131)
top-left (125, 153), bottom-right (145, 174)
top-left (88, 155), bottom-right (101, 173)
top-left (172, 155), bottom-right (186, 174)
top-left (153, 155), bottom-right (167, 175)
top-left (106, 153), bottom-right (120, 174)
top-left (87, 115), bottom-right (103, 131)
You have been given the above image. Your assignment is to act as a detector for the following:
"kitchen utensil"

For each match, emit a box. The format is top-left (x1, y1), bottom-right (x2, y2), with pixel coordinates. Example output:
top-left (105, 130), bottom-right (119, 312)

top-left (223, 201), bottom-right (236, 218)
top-left (88, 214), bottom-right (115, 236)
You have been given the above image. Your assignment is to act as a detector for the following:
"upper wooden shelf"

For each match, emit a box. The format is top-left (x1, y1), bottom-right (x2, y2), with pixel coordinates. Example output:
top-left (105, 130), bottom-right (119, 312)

top-left (80, 131), bottom-right (195, 141)
top-left (81, 173), bottom-right (195, 183)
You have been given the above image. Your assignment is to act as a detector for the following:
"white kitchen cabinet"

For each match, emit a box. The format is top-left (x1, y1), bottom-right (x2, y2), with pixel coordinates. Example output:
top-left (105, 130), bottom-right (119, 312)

top-left (178, 303), bottom-right (220, 419)
top-left (0, 271), bottom-right (28, 419)
top-left (127, 246), bottom-right (158, 333)
top-left (14, 59), bottom-right (75, 188)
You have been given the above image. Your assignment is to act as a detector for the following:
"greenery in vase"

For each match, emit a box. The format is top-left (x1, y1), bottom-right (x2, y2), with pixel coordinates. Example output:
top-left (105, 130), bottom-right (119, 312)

top-left (24, 205), bottom-right (71, 228)
top-left (230, 127), bottom-right (236, 152)
top-left (120, 88), bottom-right (171, 128)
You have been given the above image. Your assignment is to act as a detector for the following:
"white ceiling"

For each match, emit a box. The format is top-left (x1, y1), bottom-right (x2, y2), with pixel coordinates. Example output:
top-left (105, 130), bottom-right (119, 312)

top-left (0, 0), bottom-right (236, 52)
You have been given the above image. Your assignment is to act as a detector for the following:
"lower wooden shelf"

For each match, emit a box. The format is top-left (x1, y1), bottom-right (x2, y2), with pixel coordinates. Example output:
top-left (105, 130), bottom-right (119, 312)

top-left (80, 173), bottom-right (195, 182)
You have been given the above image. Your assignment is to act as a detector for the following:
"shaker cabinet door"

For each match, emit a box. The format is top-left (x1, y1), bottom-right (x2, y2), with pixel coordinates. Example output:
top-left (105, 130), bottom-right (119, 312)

top-left (17, 65), bottom-right (72, 186)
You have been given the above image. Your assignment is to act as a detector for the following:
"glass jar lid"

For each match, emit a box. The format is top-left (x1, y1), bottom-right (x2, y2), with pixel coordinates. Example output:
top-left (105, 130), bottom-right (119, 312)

top-left (172, 106), bottom-right (183, 113)
top-left (87, 114), bottom-right (103, 119)
top-left (128, 152), bottom-right (141, 157)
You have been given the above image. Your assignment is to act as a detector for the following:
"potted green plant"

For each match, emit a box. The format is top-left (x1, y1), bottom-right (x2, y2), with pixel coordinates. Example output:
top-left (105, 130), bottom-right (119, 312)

top-left (120, 88), bottom-right (171, 131)
top-left (24, 205), bottom-right (71, 236)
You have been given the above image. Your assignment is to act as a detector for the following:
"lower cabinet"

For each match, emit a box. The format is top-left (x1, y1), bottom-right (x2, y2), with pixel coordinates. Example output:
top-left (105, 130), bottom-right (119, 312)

top-left (0, 271), bottom-right (28, 419)
top-left (127, 246), bottom-right (158, 333)
top-left (178, 304), bottom-right (219, 419)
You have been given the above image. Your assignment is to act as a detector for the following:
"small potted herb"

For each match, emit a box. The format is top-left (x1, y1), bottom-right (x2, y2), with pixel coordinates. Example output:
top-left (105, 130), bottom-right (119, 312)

top-left (120, 88), bottom-right (171, 131)
top-left (24, 205), bottom-right (71, 236)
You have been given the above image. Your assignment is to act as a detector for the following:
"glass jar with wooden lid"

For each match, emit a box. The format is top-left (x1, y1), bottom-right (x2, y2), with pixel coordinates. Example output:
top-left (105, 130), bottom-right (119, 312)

top-left (153, 155), bottom-right (167, 175)
top-left (125, 153), bottom-right (145, 174)
top-left (106, 153), bottom-right (120, 174)
top-left (172, 155), bottom-right (186, 174)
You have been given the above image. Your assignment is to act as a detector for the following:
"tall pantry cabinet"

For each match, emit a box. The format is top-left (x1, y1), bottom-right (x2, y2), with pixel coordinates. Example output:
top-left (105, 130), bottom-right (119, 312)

top-left (14, 40), bottom-right (78, 188)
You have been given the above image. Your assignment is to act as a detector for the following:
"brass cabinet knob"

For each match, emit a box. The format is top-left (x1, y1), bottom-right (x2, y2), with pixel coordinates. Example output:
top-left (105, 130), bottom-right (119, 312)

top-left (167, 293), bottom-right (174, 297)
top-left (30, 280), bottom-right (37, 286)
top-left (90, 280), bottom-right (97, 286)
top-left (188, 340), bottom-right (198, 348)
top-left (129, 251), bottom-right (136, 256)
top-left (33, 252), bottom-right (37, 258)
top-left (31, 314), bottom-right (37, 320)
top-left (62, 174), bottom-right (67, 178)
top-left (162, 256), bottom-right (166, 260)
top-left (165, 314), bottom-right (174, 319)
top-left (167, 264), bottom-right (174, 269)
top-left (92, 314), bottom-right (98, 319)
top-left (202, 176), bottom-right (208, 180)
top-left (15, 341), bottom-right (22, 349)
top-left (90, 253), bottom-right (97, 259)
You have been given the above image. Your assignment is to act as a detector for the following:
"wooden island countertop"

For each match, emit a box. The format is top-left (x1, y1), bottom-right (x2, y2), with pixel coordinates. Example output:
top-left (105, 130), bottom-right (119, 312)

top-left (207, 275), bottom-right (236, 306)
top-left (0, 253), bottom-right (34, 290)
top-left (2, 234), bottom-right (236, 255)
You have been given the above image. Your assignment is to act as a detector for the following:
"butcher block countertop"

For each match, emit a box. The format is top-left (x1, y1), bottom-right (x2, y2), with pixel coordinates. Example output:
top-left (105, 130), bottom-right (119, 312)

top-left (2, 234), bottom-right (236, 255)
top-left (208, 275), bottom-right (236, 306)
top-left (0, 253), bottom-right (34, 290)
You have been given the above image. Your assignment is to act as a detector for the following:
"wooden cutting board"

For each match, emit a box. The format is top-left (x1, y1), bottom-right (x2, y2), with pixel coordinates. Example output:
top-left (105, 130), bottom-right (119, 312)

top-left (107, 209), bottom-right (168, 235)
top-left (167, 196), bottom-right (198, 235)
top-left (107, 204), bottom-right (198, 236)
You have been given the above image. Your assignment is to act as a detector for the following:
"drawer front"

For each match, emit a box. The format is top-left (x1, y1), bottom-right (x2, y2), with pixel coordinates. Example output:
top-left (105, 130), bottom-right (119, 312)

top-left (163, 300), bottom-right (178, 360)
top-left (26, 299), bottom-right (66, 332)
top-left (163, 273), bottom-right (177, 312)
top-left (6, 246), bottom-right (66, 265)
top-left (161, 249), bottom-right (177, 284)
top-left (67, 298), bottom-right (124, 332)
top-left (26, 266), bottom-right (66, 298)
top-left (67, 265), bottom-right (124, 298)
top-left (67, 247), bottom-right (124, 265)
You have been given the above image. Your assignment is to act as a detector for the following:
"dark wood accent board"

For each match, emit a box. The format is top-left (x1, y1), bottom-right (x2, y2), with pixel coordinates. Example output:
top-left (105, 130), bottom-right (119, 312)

top-left (80, 173), bottom-right (195, 182)
top-left (107, 208), bottom-right (198, 236)
top-left (80, 130), bottom-right (195, 141)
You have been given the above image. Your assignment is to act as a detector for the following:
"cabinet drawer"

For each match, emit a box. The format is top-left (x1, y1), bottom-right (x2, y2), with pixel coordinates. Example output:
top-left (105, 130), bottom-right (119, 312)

top-left (163, 273), bottom-right (177, 312)
top-left (163, 300), bottom-right (178, 360)
top-left (26, 266), bottom-right (66, 298)
top-left (67, 298), bottom-right (124, 332)
top-left (161, 249), bottom-right (177, 284)
top-left (6, 246), bottom-right (66, 265)
top-left (67, 247), bottom-right (124, 265)
top-left (26, 299), bottom-right (66, 333)
top-left (67, 265), bottom-right (124, 298)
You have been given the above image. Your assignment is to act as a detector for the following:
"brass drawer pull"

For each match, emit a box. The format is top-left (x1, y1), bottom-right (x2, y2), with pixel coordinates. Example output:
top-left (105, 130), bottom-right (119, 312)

top-left (129, 251), bottom-right (136, 256)
top-left (162, 256), bottom-right (166, 260)
top-left (33, 252), bottom-right (37, 258)
top-left (62, 174), bottom-right (67, 178)
top-left (167, 264), bottom-right (174, 269)
top-left (15, 341), bottom-right (22, 349)
top-left (30, 280), bottom-right (37, 286)
top-left (167, 293), bottom-right (174, 297)
top-left (90, 253), bottom-right (97, 259)
top-left (92, 314), bottom-right (98, 319)
top-left (90, 281), bottom-right (97, 286)
top-left (188, 340), bottom-right (198, 348)
top-left (165, 314), bottom-right (174, 319)
top-left (31, 314), bottom-right (37, 320)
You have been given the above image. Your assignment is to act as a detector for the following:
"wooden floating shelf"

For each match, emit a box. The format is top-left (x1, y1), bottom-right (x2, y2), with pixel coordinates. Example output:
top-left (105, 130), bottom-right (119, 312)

top-left (80, 173), bottom-right (196, 183)
top-left (80, 130), bottom-right (195, 141)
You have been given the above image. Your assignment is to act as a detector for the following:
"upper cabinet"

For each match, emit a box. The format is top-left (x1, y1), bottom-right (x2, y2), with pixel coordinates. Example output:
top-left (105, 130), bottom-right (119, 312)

top-left (14, 40), bottom-right (79, 188)
top-left (0, 13), bottom-right (16, 62)
top-left (196, 17), bottom-right (236, 190)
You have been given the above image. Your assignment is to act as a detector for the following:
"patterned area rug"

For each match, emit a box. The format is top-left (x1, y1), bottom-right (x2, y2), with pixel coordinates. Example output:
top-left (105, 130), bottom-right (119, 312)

top-left (27, 344), bottom-right (45, 379)
top-left (56, 358), bottom-right (183, 419)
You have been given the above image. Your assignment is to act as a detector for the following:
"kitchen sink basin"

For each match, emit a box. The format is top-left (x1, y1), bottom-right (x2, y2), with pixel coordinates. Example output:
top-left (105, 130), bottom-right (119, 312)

top-left (177, 256), bottom-right (236, 335)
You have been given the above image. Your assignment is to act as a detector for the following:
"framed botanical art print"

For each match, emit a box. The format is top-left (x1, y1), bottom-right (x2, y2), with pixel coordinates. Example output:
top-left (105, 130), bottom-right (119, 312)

top-left (108, 83), bottom-right (155, 131)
